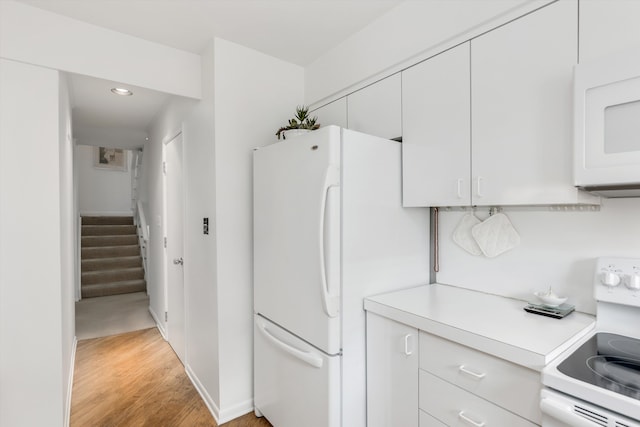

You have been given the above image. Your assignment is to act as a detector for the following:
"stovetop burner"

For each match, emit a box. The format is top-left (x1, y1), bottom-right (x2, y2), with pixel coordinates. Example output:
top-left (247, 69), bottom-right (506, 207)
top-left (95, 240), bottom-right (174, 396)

top-left (558, 332), bottom-right (640, 401)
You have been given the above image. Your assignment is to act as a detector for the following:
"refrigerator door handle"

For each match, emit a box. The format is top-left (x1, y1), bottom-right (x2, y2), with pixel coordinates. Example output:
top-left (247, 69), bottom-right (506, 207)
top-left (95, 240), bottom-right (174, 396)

top-left (256, 317), bottom-right (324, 368)
top-left (319, 164), bottom-right (340, 318)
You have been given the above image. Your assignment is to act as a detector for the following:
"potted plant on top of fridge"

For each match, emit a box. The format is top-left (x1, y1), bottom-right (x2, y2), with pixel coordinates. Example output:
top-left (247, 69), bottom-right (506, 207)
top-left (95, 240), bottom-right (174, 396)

top-left (275, 105), bottom-right (320, 140)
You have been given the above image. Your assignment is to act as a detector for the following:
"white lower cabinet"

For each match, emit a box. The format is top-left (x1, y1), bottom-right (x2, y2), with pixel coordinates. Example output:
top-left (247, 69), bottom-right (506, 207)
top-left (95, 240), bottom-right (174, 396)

top-left (366, 312), bottom-right (419, 427)
top-left (420, 371), bottom-right (537, 427)
top-left (420, 410), bottom-right (447, 427)
top-left (419, 332), bottom-right (542, 424)
top-left (367, 314), bottom-right (542, 426)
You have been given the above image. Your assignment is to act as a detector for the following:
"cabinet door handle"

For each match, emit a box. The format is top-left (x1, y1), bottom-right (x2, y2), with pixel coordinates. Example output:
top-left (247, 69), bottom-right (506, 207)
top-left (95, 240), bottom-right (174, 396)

top-left (476, 176), bottom-right (484, 197)
top-left (458, 411), bottom-right (486, 427)
top-left (457, 178), bottom-right (464, 199)
top-left (458, 365), bottom-right (486, 379)
top-left (403, 334), bottom-right (413, 356)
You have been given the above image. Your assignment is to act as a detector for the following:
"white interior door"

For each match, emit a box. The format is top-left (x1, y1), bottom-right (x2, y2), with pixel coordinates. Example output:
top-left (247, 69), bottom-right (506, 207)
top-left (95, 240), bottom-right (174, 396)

top-left (165, 133), bottom-right (185, 363)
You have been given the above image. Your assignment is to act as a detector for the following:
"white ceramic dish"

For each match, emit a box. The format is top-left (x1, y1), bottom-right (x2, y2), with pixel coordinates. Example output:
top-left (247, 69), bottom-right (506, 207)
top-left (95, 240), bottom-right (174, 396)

top-left (534, 289), bottom-right (567, 307)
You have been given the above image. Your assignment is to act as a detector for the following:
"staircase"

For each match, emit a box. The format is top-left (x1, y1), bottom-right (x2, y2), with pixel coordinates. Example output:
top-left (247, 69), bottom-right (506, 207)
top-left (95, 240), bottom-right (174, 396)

top-left (81, 216), bottom-right (147, 298)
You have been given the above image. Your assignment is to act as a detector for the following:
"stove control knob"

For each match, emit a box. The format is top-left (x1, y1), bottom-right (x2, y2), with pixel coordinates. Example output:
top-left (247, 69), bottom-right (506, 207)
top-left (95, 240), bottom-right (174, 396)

top-left (626, 274), bottom-right (640, 290)
top-left (601, 271), bottom-right (621, 287)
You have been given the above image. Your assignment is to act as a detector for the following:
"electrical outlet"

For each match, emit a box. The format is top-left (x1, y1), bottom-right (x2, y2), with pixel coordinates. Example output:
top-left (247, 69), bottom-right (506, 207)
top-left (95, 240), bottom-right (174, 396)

top-left (203, 217), bottom-right (209, 235)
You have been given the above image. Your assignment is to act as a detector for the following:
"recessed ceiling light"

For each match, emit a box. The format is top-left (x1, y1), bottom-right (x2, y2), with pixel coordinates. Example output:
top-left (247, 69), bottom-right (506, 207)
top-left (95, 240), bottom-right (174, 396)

top-left (111, 87), bottom-right (133, 96)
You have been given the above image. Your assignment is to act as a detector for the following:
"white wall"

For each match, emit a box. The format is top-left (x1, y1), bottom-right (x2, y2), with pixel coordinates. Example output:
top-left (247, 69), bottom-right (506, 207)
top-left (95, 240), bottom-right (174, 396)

top-left (58, 72), bottom-right (76, 426)
top-left (436, 200), bottom-right (640, 315)
top-left (0, 58), bottom-right (70, 427)
top-left (305, 0), bottom-right (544, 105)
top-left (212, 37), bottom-right (304, 419)
top-left (181, 40), bottom-right (222, 412)
top-left (0, 1), bottom-right (201, 99)
top-left (144, 95), bottom-right (197, 340)
top-left (76, 145), bottom-right (133, 216)
top-left (145, 38), bottom-right (304, 423)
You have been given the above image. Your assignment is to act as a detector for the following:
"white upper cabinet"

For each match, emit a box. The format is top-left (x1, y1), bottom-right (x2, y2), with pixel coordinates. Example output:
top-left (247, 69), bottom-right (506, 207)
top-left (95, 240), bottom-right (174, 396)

top-left (311, 98), bottom-right (347, 129)
top-left (580, 0), bottom-right (640, 64)
top-left (347, 73), bottom-right (402, 140)
top-left (471, 0), bottom-right (586, 206)
top-left (402, 43), bottom-right (471, 207)
top-left (402, 0), bottom-right (598, 207)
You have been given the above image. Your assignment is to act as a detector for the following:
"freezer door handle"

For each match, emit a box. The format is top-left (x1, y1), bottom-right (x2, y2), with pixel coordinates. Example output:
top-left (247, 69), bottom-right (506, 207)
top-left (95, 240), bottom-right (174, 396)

top-left (256, 318), bottom-right (324, 368)
top-left (319, 164), bottom-right (340, 318)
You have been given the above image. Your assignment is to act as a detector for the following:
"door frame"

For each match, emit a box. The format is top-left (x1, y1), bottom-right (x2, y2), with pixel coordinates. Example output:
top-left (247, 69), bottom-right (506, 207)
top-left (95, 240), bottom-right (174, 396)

top-left (162, 130), bottom-right (186, 362)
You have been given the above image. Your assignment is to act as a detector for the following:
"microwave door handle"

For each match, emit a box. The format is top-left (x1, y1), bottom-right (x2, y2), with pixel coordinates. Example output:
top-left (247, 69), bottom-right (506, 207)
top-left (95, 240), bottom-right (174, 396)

top-left (256, 318), bottom-right (324, 368)
top-left (319, 165), bottom-right (340, 318)
top-left (540, 397), bottom-right (599, 427)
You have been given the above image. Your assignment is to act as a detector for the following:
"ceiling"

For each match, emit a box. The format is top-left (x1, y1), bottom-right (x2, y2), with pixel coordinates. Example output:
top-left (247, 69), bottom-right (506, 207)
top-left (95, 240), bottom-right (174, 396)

top-left (15, 0), bottom-right (405, 149)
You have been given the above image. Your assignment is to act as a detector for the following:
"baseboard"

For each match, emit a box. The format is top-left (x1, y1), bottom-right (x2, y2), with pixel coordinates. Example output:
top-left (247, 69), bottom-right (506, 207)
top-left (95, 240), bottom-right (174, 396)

top-left (148, 305), bottom-right (167, 340)
top-left (185, 364), bottom-right (221, 423)
top-left (184, 364), bottom-right (254, 425)
top-left (79, 210), bottom-right (133, 217)
top-left (65, 337), bottom-right (78, 427)
top-left (218, 397), bottom-right (255, 424)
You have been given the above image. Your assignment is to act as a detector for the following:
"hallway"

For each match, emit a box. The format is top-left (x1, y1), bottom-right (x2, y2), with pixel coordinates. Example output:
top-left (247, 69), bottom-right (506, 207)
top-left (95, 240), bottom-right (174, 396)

top-left (70, 328), bottom-right (272, 426)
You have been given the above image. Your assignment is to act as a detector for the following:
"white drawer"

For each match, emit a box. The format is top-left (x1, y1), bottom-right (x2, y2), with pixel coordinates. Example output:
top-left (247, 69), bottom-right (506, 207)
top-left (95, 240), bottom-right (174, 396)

top-left (419, 332), bottom-right (541, 423)
top-left (420, 410), bottom-right (447, 427)
top-left (419, 370), bottom-right (538, 427)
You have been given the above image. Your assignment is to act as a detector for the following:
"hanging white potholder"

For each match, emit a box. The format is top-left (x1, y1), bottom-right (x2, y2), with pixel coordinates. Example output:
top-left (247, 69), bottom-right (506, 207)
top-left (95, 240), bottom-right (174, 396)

top-left (471, 213), bottom-right (520, 258)
top-left (452, 213), bottom-right (483, 256)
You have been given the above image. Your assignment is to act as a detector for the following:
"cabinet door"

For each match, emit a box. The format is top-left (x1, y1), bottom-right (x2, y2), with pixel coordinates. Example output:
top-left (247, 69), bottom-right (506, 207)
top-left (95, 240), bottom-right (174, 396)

top-left (366, 312), bottom-right (418, 427)
top-left (348, 73), bottom-right (402, 140)
top-left (402, 43), bottom-right (471, 207)
top-left (580, 1), bottom-right (640, 64)
top-left (311, 98), bottom-right (347, 129)
top-left (471, 0), bottom-right (578, 205)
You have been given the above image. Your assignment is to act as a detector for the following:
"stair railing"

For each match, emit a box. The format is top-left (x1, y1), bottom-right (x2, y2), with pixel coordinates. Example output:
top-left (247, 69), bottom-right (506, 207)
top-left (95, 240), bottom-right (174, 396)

top-left (135, 200), bottom-right (149, 276)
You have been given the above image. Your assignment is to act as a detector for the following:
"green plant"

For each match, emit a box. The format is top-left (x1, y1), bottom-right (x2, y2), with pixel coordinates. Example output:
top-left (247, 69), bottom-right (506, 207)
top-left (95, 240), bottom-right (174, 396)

top-left (276, 105), bottom-right (320, 139)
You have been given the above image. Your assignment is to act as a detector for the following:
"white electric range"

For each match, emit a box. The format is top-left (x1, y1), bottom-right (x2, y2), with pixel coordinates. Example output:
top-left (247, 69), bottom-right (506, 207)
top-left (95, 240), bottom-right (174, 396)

top-left (542, 257), bottom-right (640, 427)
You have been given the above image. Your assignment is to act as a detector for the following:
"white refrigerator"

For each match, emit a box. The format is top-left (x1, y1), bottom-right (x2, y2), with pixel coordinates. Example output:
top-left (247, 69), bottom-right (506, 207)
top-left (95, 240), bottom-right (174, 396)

top-left (253, 126), bottom-right (429, 427)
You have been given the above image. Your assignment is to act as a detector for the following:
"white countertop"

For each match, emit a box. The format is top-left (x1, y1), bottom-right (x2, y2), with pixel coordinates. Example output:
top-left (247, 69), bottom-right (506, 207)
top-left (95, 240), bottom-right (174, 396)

top-left (364, 284), bottom-right (595, 371)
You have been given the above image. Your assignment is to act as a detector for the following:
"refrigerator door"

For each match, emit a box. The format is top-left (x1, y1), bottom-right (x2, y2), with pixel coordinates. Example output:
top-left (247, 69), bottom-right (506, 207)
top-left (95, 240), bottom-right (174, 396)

top-left (254, 126), bottom-right (341, 355)
top-left (254, 314), bottom-right (341, 427)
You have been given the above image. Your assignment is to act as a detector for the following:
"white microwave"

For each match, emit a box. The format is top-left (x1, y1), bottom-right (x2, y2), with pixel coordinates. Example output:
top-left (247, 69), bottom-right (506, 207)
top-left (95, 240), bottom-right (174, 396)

top-left (574, 49), bottom-right (640, 197)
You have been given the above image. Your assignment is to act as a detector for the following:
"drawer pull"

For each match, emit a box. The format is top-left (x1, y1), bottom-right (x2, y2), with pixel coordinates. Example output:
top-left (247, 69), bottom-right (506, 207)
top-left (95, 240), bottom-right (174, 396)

top-left (458, 365), bottom-right (486, 379)
top-left (403, 334), bottom-right (413, 356)
top-left (458, 411), bottom-right (486, 427)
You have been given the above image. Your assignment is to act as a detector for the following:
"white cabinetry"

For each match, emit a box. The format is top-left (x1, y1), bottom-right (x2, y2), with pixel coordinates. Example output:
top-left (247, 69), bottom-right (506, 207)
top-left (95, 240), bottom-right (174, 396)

top-left (579, 0), bottom-right (640, 64)
top-left (366, 316), bottom-right (540, 427)
top-left (366, 312), bottom-right (418, 427)
top-left (402, 1), bottom-right (596, 207)
top-left (365, 285), bottom-right (595, 427)
top-left (311, 98), bottom-right (347, 129)
top-left (402, 43), bottom-right (471, 207)
top-left (420, 332), bottom-right (541, 425)
top-left (471, 0), bottom-right (579, 206)
top-left (348, 74), bottom-right (402, 140)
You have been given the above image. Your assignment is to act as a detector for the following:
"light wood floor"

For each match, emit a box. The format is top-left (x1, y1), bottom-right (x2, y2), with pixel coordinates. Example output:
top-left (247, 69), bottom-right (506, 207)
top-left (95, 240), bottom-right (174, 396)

top-left (71, 327), bottom-right (272, 427)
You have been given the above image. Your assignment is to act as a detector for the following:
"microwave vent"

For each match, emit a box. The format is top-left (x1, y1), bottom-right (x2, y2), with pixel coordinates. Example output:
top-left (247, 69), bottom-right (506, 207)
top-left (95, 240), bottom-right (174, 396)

top-left (579, 184), bottom-right (640, 198)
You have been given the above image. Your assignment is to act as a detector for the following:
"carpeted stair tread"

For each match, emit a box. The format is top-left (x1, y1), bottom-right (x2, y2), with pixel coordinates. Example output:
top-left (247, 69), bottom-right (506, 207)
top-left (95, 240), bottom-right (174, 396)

top-left (82, 216), bottom-right (134, 226)
top-left (82, 267), bottom-right (145, 285)
top-left (82, 235), bottom-right (138, 247)
top-left (80, 215), bottom-right (146, 298)
top-left (81, 245), bottom-right (140, 259)
top-left (81, 279), bottom-right (147, 298)
top-left (82, 256), bottom-right (143, 272)
top-left (82, 225), bottom-right (137, 236)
